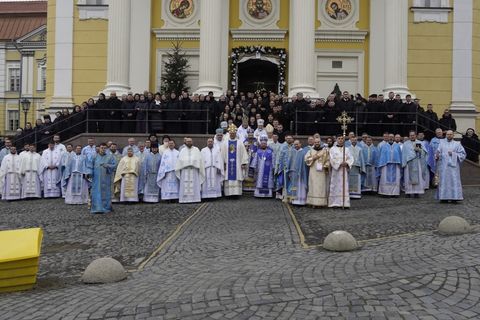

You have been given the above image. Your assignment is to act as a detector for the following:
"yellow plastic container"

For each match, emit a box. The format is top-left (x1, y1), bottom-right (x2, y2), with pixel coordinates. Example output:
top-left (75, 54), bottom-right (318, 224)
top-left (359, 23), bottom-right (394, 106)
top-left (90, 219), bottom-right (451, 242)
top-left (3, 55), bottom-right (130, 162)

top-left (0, 228), bottom-right (43, 293)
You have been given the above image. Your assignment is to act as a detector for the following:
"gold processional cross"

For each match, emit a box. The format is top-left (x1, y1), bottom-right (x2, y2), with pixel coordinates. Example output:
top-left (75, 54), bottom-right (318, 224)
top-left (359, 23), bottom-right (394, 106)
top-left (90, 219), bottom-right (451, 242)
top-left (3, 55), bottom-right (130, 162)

top-left (336, 111), bottom-right (354, 136)
top-left (335, 111), bottom-right (354, 209)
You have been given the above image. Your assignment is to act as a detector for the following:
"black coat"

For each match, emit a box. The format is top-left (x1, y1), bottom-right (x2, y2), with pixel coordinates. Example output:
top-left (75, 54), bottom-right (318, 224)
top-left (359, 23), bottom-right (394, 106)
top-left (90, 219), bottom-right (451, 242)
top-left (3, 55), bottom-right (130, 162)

top-left (70, 111), bottom-right (86, 136)
top-left (439, 115), bottom-right (457, 131)
top-left (21, 128), bottom-right (35, 145)
top-left (461, 133), bottom-right (480, 162)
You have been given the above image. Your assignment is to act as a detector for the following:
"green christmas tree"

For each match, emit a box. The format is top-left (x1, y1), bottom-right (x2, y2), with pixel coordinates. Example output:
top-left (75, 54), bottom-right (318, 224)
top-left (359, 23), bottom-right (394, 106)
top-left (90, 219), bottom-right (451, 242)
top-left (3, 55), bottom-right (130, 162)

top-left (161, 42), bottom-right (190, 95)
top-left (332, 83), bottom-right (342, 98)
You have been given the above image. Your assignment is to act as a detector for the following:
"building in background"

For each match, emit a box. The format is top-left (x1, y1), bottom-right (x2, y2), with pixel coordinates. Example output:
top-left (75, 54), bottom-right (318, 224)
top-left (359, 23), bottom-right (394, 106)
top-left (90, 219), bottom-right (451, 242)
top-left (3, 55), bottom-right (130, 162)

top-left (0, 1), bottom-right (47, 136)
top-left (44, 0), bottom-right (479, 133)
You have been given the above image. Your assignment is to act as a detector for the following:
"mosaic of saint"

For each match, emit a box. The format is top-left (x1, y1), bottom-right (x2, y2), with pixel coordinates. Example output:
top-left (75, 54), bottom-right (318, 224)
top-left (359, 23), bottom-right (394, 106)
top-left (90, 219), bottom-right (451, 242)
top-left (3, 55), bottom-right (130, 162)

top-left (170, 0), bottom-right (194, 19)
top-left (247, 0), bottom-right (272, 20)
top-left (325, 0), bottom-right (352, 21)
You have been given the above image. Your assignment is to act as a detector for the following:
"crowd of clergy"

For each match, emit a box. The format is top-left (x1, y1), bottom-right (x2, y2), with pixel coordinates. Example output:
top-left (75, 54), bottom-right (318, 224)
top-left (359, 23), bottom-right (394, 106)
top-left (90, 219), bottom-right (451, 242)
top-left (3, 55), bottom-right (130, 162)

top-left (0, 115), bottom-right (467, 213)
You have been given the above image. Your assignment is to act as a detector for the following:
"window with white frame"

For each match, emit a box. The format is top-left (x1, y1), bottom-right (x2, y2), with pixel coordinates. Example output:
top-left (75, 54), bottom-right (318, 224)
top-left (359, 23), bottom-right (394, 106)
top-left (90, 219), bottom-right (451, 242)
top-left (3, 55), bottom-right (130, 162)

top-left (84, 0), bottom-right (107, 5)
top-left (7, 110), bottom-right (20, 131)
top-left (412, 0), bottom-right (449, 7)
top-left (77, 0), bottom-right (108, 20)
top-left (7, 64), bottom-right (20, 92)
top-left (411, 0), bottom-right (452, 23)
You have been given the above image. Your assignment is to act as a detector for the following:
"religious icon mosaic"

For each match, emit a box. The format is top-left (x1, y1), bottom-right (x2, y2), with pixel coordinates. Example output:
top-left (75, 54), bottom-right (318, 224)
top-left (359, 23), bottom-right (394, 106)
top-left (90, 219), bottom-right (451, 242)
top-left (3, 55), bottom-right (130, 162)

top-left (325, 0), bottom-right (352, 21)
top-left (247, 0), bottom-right (272, 20)
top-left (170, 0), bottom-right (194, 19)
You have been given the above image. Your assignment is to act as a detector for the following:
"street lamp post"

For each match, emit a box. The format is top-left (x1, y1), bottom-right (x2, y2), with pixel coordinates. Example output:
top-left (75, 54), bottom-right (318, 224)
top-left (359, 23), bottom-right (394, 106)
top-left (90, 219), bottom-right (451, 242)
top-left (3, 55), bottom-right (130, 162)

top-left (21, 98), bottom-right (31, 128)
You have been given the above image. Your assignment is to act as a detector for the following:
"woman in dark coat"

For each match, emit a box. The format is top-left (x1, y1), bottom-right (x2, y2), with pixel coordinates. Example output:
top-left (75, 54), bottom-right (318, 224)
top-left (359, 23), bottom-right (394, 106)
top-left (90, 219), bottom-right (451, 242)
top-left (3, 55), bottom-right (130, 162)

top-left (135, 94), bottom-right (149, 134)
top-left (84, 98), bottom-right (96, 133)
top-left (149, 93), bottom-right (166, 134)
top-left (461, 128), bottom-right (480, 163)
top-left (70, 105), bottom-right (86, 137)
top-left (22, 122), bottom-right (35, 145)
top-left (34, 119), bottom-right (45, 151)
top-left (165, 92), bottom-right (182, 134)
top-left (94, 93), bottom-right (108, 133)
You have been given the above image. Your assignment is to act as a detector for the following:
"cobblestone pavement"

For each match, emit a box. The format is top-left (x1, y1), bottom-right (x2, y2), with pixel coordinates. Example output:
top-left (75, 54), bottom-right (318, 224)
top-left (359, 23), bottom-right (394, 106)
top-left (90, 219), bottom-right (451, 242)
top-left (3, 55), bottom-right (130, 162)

top-left (292, 187), bottom-right (480, 245)
top-left (2, 194), bottom-right (480, 319)
top-left (0, 200), bottom-right (200, 288)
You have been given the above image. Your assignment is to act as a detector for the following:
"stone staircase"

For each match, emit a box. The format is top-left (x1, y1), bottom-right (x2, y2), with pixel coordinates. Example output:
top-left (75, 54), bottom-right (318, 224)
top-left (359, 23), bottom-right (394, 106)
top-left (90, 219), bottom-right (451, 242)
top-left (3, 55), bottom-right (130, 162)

top-left (461, 160), bottom-right (480, 186)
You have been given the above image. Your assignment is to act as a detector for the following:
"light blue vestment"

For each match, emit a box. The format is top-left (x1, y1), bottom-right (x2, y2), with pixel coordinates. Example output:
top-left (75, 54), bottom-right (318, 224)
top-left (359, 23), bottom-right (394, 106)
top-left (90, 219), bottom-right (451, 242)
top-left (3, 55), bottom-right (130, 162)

top-left (435, 140), bottom-right (466, 200)
top-left (88, 153), bottom-right (116, 213)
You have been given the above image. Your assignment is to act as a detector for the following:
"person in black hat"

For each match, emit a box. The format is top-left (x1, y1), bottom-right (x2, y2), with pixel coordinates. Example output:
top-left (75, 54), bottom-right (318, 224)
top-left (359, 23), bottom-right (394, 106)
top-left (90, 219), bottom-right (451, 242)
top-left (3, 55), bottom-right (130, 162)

top-left (39, 115), bottom-right (55, 151)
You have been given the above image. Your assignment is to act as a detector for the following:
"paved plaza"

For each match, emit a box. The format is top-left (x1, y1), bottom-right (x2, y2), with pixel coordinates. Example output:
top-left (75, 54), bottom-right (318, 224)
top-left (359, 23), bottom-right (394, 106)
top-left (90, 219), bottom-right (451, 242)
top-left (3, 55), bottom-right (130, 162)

top-left (1, 188), bottom-right (480, 319)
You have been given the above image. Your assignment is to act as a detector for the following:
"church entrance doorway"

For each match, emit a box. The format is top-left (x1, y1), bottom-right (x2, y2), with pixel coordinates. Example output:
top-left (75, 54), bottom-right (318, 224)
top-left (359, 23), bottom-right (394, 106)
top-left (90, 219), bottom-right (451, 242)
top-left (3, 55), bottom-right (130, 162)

top-left (230, 46), bottom-right (287, 94)
top-left (237, 59), bottom-right (279, 93)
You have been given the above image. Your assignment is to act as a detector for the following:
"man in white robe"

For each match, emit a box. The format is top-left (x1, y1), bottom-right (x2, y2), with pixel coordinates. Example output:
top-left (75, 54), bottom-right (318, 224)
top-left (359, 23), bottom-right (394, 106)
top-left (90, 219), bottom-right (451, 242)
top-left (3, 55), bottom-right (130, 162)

top-left (237, 120), bottom-right (250, 144)
top-left (328, 135), bottom-right (354, 208)
top-left (0, 147), bottom-right (22, 200)
top-left (143, 143), bottom-right (162, 203)
top-left (114, 147), bottom-right (140, 202)
top-left (41, 141), bottom-right (63, 198)
top-left (175, 138), bottom-right (205, 203)
top-left (402, 131), bottom-right (428, 197)
top-left (53, 134), bottom-right (67, 153)
top-left (201, 138), bottom-right (224, 199)
top-left (213, 129), bottom-right (225, 150)
top-left (254, 119), bottom-right (268, 143)
top-left (221, 124), bottom-right (248, 197)
top-left (20, 144), bottom-right (42, 199)
top-left (435, 130), bottom-right (466, 202)
top-left (64, 145), bottom-right (89, 204)
top-left (347, 136), bottom-right (365, 199)
top-left (157, 140), bottom-right (180, 201)
top-left (158, 135), bottom-right (171, 156)
top-left (304, 138), bottom-right (329, 207)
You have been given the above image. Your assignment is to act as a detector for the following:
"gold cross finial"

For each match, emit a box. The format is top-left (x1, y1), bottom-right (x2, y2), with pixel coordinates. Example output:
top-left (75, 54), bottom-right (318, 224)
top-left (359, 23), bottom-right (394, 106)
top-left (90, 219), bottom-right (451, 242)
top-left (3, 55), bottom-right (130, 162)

top-left (336, 111), bottom-right (354, 136)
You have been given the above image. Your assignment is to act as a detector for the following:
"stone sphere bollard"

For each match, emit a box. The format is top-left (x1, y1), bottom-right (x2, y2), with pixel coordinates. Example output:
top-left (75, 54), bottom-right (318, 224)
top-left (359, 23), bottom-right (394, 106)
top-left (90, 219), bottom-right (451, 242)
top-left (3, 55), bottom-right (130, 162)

top-left (438, 216), bottom-right (471, 235)
top-left (82, 257), bottom-right (127, 284)
top-left (323, 230), bottom-right (358, 252)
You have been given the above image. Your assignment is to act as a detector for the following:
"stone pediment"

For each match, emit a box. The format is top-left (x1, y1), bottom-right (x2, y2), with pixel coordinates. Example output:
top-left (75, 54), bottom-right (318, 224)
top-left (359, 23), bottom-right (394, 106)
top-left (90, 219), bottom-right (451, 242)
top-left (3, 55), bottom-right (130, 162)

top-left (16, 25), bottom-right (47, 48)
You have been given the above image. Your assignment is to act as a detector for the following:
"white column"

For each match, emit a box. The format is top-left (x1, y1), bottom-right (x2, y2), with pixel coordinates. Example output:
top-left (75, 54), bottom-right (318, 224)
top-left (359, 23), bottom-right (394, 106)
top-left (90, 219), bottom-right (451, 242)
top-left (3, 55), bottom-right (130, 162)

top-left (450, 0), bottom-right (476, 133)
top-left (129, 0), bottom-right (151, 93)
top-left (369, 0), bottom-right (385, 95)
top-left (50, 0), bottom-right (74, 110)
top-left (21, 53), bottom-right (34, 97)
top-left (219, 0), bottom-right (230, 93)
top-left (196, 0), bottom-right (225, 96)
top-left (104, 0), bottom-right (131, 95)
top-left (288, 0), bottom-right (318, 97)
top-left (383, 0), bottom-right (411, 97)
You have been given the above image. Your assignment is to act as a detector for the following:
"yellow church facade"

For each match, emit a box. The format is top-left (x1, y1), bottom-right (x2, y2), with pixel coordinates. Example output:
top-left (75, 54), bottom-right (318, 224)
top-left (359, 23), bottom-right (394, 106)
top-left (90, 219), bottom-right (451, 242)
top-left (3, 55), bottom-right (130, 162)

top-left (45, 0), bottom-right (480, 133)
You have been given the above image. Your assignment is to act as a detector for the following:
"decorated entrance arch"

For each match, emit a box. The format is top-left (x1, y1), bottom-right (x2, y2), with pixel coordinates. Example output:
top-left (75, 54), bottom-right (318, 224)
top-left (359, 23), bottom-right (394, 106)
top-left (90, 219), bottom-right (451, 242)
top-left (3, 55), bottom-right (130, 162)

top-left (230, 46), bottom-right (287, 94)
